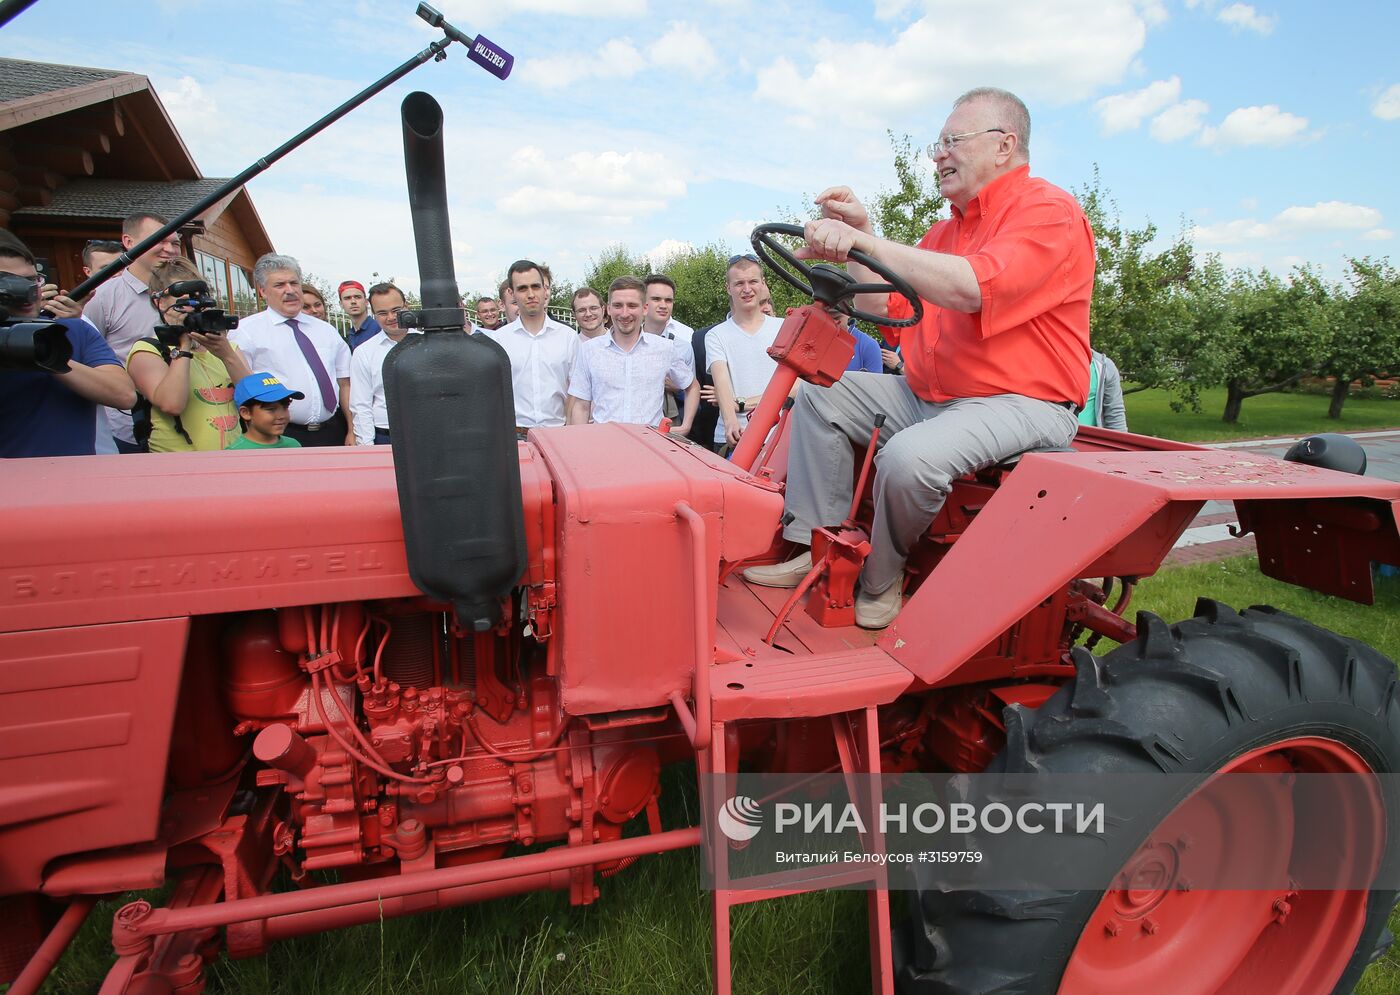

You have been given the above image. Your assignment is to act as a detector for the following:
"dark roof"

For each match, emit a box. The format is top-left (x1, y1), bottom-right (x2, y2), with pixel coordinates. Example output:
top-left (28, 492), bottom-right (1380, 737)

top-left (0, 57), bottom-right (129, 105)
top-left (13, 178), bottom-right (235, 222)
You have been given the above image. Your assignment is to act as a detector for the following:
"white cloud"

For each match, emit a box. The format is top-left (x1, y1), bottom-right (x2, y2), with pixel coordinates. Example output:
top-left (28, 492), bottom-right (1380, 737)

top-left (724, 218), bottom-right (760, 239)
top-left (159, 75), bottom-right (219, 120)
top-left (755, 0), bottom-right (1151, 126)
top-left (253, 187), bottom-right (424, 289)
top-left (1199, 104), bottom-right (1309, 146)
top-left (1135, 0), bottom-right (1169, 25)
top-left (643, 239), bottom-right (694, 268)
top-left (649, 22), bottom-right (719, 76)
top-left (1274, 202), bottom-right (1383, 231)
top-left (1149, 99), bottom-right (1209, 141)
top-left (1216, 3), bottom-right (1275, 34)
top-left (520, 22), bottom-right (720, 89)
top-left (1373, 84), bottom-right (1400, 121)
top-left (1362, 229), bottom-right (1395, 241)
top-left (497, 147), bottom-right (687, 224)
top-left (517, 38), bottom-right (645, 88)
top-left (1095, 77), bottom-right (1180, 134)
top-left (874, 0), bottom-right (917, 17)
top-left (1192, 201), bottom-right (1384, 245)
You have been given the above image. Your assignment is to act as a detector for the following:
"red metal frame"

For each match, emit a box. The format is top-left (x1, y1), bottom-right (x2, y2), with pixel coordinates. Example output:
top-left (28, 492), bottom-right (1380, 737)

top-left (3, 310), bottom-right (1400, 994)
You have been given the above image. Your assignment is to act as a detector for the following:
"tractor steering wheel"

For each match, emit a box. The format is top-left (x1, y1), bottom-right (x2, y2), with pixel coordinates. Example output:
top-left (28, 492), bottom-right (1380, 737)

top-left (749, 222), bottom-right (924, 328)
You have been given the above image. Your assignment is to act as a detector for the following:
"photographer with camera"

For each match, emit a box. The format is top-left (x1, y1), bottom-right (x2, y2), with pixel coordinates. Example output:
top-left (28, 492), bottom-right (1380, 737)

top-left (0, 230), bottom-right (136, 458)
top-left (126, 258), bottom-right (251, 452)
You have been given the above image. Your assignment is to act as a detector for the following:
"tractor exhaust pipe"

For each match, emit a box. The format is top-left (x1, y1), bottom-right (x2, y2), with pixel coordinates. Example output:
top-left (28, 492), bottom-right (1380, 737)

top-left (399, 92), bottom-right (464, 330)
top-left (384, 91), bottom-right (527, 632)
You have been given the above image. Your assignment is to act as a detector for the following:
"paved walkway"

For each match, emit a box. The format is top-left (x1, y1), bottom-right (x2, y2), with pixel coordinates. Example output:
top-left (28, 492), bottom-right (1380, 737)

top-left (1165, 428), bottom-right (1400, 566)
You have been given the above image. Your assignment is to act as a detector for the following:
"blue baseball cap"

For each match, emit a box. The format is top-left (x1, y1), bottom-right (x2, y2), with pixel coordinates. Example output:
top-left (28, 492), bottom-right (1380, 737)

top-left (235, 372), bottom-right (305, 408)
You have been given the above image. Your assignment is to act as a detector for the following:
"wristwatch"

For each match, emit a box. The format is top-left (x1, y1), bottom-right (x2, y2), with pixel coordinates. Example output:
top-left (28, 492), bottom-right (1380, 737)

top-left (736, 399), bottom-right (746, 413)
top-left (169, 349), bottom-right (192, 361)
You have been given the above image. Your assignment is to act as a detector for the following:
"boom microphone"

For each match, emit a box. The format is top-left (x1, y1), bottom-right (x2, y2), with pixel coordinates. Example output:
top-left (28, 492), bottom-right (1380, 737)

top-left (416, 4), bottom-right (514, 80)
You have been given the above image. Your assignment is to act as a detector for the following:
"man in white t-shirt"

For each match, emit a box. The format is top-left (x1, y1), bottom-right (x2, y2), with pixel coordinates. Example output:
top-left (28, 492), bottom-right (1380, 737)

top-left (705, 254), bottom-right (785, 449)
top-left (568, 276), bottom-right (697, 432)
top-left (480, 259), bottom-right (576, 433)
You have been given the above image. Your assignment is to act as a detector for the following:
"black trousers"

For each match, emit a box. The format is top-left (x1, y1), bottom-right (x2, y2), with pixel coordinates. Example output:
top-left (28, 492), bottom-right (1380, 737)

top-left (284, 410), bottom-right (348, 448)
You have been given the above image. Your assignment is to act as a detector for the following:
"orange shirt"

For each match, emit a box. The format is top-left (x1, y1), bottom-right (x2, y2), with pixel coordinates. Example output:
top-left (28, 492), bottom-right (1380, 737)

top-left (886, 164), bottom-right (1094, 406)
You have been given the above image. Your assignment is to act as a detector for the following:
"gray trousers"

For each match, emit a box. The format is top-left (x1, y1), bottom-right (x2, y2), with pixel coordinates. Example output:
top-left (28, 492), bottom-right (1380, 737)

top-left (781, 372), bottom-right (1079, 594)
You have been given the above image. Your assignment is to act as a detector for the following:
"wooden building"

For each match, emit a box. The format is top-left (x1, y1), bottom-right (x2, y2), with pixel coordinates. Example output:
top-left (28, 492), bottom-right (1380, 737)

top-left (0, 57), bottom-right (273, 312)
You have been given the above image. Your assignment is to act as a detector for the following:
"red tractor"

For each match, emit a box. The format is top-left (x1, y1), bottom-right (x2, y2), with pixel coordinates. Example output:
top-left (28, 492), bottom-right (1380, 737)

top-left (3, 91), bottom-right (1400, 995)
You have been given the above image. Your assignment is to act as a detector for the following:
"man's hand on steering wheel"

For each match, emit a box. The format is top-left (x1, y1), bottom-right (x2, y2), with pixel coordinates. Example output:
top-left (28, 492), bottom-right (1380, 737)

top-left (749, 221), bottom-right (923, 328)
top-left (795, 217), bottom-right (879, 265)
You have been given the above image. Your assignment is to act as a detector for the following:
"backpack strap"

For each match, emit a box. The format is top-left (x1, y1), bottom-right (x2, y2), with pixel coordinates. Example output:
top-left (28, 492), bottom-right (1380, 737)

top-left (130, 337), bottom-right (194, 451)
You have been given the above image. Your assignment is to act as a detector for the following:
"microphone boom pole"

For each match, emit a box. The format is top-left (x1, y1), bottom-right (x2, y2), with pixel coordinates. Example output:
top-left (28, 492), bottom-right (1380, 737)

top-left (66, 4), bottom-right (508, 302)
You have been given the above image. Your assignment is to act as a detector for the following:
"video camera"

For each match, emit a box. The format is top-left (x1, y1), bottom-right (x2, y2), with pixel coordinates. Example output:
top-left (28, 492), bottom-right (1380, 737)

top-left (153, 279), bottom-right (240, 349)
top-left (0, 272), bottom-right (72, 374)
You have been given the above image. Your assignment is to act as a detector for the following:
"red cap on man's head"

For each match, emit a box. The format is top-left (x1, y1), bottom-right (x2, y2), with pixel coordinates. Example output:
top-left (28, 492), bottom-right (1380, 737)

top-left (338, 280), bottom-right (365, 297)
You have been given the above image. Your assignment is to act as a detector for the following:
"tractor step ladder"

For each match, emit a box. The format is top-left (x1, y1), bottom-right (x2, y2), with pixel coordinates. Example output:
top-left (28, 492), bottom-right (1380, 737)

top-left (703, 646), bottom-right (915, 995)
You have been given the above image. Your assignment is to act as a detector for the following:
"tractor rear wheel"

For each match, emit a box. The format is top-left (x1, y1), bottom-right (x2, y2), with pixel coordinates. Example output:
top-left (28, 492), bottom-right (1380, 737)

top-left (895, 600), bottom-right (1400, 995)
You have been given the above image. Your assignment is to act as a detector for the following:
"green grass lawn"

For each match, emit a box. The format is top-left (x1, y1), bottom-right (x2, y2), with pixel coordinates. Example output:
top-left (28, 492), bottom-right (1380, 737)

top-left (1124, 387), bottom-right (1400, 443)
top-left (17, 562), bottom-right (1400, 994)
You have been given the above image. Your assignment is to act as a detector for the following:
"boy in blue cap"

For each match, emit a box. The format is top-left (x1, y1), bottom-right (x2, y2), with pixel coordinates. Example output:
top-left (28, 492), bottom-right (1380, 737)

top-left (230, 372), bottom-right (305, 450)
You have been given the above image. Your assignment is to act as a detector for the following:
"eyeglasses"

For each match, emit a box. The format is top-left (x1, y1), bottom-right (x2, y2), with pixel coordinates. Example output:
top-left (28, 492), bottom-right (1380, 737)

top-left (574, 305), bottom-right (602, 315)
top-left (925, 128), bottom-right (1006, 159)
top-left (728, 253), bottom-right (760, 267)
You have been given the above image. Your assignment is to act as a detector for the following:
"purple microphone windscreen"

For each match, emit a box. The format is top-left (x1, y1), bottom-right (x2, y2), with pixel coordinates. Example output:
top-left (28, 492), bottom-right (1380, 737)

top-left (468, 35), bottom-right (513, 80)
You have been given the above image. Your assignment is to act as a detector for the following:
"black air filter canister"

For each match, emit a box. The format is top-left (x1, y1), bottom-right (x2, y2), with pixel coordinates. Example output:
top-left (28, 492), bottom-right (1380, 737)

top-left (384, 91), bottom-right (527, 632)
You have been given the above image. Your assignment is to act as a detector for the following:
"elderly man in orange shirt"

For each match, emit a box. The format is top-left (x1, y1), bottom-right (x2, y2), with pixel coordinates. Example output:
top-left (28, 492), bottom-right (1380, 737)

top-left (744, 87), bottom-right (1095, 629)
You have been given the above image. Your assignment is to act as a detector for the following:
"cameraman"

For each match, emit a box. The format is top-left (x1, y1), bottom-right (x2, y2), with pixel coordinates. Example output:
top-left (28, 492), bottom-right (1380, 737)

top-left (127, 258), bottom-right (251, 452)
top-left (0, 230), bottom-right (135, 457)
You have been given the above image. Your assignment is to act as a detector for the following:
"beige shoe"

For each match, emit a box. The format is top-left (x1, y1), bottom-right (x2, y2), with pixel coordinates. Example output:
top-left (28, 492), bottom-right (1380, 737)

top-left (855, 582), bottom-right (902, 630)
top-left (743, 551), bottom-right (813, 588)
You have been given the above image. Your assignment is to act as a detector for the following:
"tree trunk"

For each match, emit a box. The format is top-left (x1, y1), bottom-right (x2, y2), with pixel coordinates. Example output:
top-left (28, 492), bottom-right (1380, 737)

top-left (1328, 377), bottom-right (1349, 420)
top-left (1223, 382), bottom-right (1246, 423)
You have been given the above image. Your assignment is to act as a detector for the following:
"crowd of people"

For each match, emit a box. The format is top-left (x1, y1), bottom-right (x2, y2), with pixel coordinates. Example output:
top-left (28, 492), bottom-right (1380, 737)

top-left (1, 205), bottom-right (1123, 462)
top-left (3, 84), bottom-right (1129, 634)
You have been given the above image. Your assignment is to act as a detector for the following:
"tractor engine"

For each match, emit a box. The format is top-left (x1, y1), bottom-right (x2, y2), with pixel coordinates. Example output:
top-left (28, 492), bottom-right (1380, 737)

top-left (221, 601), bottom-right (661, 882)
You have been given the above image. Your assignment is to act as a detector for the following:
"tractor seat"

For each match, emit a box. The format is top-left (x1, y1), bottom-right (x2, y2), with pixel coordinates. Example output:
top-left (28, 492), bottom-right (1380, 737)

top-left (993, 445), bottom-right (1077, 473)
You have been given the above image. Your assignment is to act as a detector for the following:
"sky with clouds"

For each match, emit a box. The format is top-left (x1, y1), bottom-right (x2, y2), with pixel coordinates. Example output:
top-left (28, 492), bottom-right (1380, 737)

top-left (4, 0), bottom-right (1396, 295)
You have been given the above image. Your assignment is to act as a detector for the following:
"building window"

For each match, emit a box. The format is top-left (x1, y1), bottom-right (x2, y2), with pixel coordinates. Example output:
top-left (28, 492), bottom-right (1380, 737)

top-left (229, 264), bottom-right (258, 316)
top-left (195, 250), bottom-right (230, 309)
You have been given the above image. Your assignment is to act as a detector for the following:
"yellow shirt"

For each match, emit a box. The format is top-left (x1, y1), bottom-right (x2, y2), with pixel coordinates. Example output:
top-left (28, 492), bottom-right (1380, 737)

top-left (127, 340), bottom-right (243, 452)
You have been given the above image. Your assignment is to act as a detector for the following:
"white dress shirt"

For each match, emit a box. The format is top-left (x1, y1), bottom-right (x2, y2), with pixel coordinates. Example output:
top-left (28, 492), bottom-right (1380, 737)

top-left (230, 308), bottom-right (351, 426)
top-left (349, 329), bottom-right (417, 444)
top-left (648, 318), bottom-right (697, 380)
top-left (569, 331), bottom-right (695, 427)
top-left (480, 316), bottom-right (577, 428)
